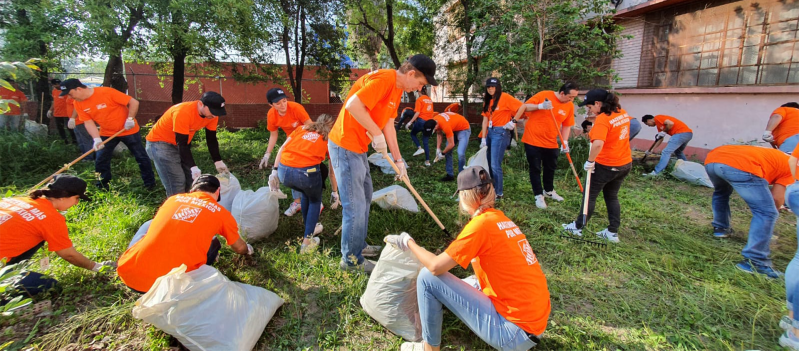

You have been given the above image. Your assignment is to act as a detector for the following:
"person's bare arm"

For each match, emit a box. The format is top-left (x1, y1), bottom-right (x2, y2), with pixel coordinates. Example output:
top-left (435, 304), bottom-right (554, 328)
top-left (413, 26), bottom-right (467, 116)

top-left (436, 133), bottom-right (442, 151)
top-left (83, 119), bottom-right (101, 139)
top-left (266, 130), bottom-right (279, 156)
top-left (587, 140), bottom-right (605, 162)
top-left (407, 112), bottom-right (420, 126)
top-left (329, 162), bottom-right (338, 192)
top-left (229, 238), bottom-right (249, 255)
top-left (303, 119), bottom-right (313, 126)
top-left (345, 95), bottom-right (383, 137)
top-left (443, 136), bottom-right (456, 154)
top-left (55, 247), bottom-right (96, 271)
top-left (407, 240), bottom-right (459, 276)
top-left (127, 98), bottom-right (139, 118)
top-left (561, 125), bottom-right (572, 142)
top-left (766, 113), bottom-right (784, 132)
top-left (384, 119), bottom-right (402, 161)
top-left (481, 116), bottom-right (489, 139)
top-left (514, 104), bottom-right (534, 121)
top-left (772, 184), bottom-right (787, 209)
top-left (790, 156), bottom-right (798, 179)
top-left (272, 137), bottom-right (292, 168)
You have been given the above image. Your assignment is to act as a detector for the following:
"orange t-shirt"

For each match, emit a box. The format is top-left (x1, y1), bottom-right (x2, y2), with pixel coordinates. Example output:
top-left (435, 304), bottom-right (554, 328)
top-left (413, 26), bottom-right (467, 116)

top-left (653, 115), bottom-right (692, 136)
top-left (117, 192), bottom-right (240, 292)
top-left (51, 88), bottom-right (68, 117)
top-left (0, 197), bottom-right (73, 261)
top-left (445, 209), bottom-right (551, 335)
top-left (0, 86), bottom-right (27, 115)
top-left (329, 69), bottom-right (402, 153)
top-left (521, 91), bottom-right (575, 149)
top-left (74, 87), bottom-right (138, 137)
top-left (433, 112), bottom-right (470, 139)
top-left (267, 101), bottom-right (310, 135)
top-left (279, 127), bottom-right (329, 168)
top-left (415, 95), bottom-right (435, 121)
top-left (589, 109), bottom-right (633, 167)
top-left (444, 103), bottom-right (460, 113)
top-left (705, 145), bottom-right (793, 186)
top-left (771, 107), bottom-right (799, 147)
top-left (481, 93), bottom-right (522, 128)
top-left (146, 101), bottom-right (219, 145)
top-left (65, 96), bottom-right (82, 125)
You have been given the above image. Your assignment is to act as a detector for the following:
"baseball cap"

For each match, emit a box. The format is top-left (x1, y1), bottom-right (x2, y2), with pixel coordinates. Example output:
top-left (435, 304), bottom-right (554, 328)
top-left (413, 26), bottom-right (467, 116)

top-left (485, 77), bottom-right (499, 87)
top-left (46, 175), bottom-right (90, 201)
top-left (200, 92), bottom-right (227, 116)
top-left (457, 166), bottom-right (492, 192)
top-left (59, 78), bottom-right (87, 96)
top-left (422, 119), bottom-right (437, 137)
top-left (50, 78), bottom-right (61, 86)
top-left (192, 174), bottom-right (222, 191)
top-left (266, 88), bottom-right (288, 104)
top-left (408, 54), bottom-right (438, 86)
top-left (578, 89), bottom-right (609, 107)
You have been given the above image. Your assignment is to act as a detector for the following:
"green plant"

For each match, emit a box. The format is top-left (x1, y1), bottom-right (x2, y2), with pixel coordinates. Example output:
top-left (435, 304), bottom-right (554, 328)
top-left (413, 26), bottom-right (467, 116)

top-left (0, 60), bottom-right (39, 114)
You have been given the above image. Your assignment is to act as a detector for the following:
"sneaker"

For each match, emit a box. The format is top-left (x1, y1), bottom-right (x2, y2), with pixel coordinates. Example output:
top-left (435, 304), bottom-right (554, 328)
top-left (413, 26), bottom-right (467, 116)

top-left (596, 228), bottom-right (620, 243)
top-left (362, 244), bottom-right (382, 257)
top-left (535, 194), bottom-right (547, 209)
top-left (284, 201), bottom-right (301, 216)
top-left (300, 237), bottom-right (321, 254)
top-left (781, 315), bottom-right (794, 331)
top-left (562, 222), bottom-right (582, 237)
top-left (642, 171), bottom-right (659, 177)
top-left (401, 342), bottom-right (425, 351)
top-left (339, 259), bottom-right (377, 274)
top-left (413, 148), bottom-right (424, 157)
top-left (713, 226), bottom-right (732, 238)
top-left (735, 259), bottom-right (783, 279)
top-left (424, 161), bottom-right (431, 167)
top-left (780, 330), bottom-right (799, 350)
top-left (312, 223), bottom-right (323, 236)
top-left (544, 190), bottom-right (564, 202)
top-left (440, 174), bottom-right (455, 182)
top-left (496, 194), bottom-right (504, 200)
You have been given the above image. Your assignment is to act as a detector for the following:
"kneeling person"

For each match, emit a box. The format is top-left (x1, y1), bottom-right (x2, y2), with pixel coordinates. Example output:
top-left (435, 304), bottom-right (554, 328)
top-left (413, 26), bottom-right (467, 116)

top-left (424, 112), bottom-right (471, 181)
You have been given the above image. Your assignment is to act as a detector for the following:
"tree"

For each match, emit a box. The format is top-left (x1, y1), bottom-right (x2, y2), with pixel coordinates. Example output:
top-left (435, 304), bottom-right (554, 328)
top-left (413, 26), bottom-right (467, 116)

top-left (0, 60), bottom-right (38, 114)
top-left (433, 0), bottom-right (483, 117)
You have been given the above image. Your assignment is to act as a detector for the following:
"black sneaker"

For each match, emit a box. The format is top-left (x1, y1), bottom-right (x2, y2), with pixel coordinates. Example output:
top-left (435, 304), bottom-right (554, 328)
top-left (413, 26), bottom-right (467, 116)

top-left (440, 174), bottom-right (455, 182)
top-left (496, 194), bottom-right (504, 200)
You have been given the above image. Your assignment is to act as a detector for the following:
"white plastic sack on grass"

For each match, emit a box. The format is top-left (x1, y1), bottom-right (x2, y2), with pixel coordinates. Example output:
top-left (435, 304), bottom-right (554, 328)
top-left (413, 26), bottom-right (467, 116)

top-left (232, 187), bottom-right (287, 241)
top-left (113, 142), bottom-right (129, 156)
top-left (132, 264), bottom-right (283, 351)
top-left (671, 159), bottom-right (713, 188)
top-left (23, 120), bottom-right (47, 138)
top-left (368, 152), bottom-right (397, 175)
top-left (217, 173), bottom-right (241, 211)
top-left (360, 243), bottom-right (423, 341)
top-left (467, 147), bottom-right (489, 171)
top-left (372, 185), bottom-right (418, 212)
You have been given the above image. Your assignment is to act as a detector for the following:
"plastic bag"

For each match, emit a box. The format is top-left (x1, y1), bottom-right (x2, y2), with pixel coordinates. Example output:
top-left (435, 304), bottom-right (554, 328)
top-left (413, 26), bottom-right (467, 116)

top-left (372, 185), bottom-right (419, 212)
top-left (132, 264), bottom-right (283, 351)
top-left (360, 243), bottom-right (423, 341)
top-left (217, 173), bottom-right (241, 211)
top-left (231, 187), bottom-right (287, 241)
top-left (467, 147), bottom-right (489, 171)
top-left (672, 159), bottom-right (713, 188)
top-left (368, 153), bottom-right (397, 175)
top-left (113, 142), bottom-right (129, 156)
top-left (23, 120), bottom-right (47, 138)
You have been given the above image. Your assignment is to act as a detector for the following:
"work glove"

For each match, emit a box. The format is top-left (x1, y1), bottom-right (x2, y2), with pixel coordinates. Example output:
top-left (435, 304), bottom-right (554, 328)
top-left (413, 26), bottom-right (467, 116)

top-left (384, 232), bottom-right (414, 252)
top-left (190, 166), bottom-right (201, 180)
top-left (480, 138), bottom-right (487, 149)
top-left (92, 137), bottom-right (104, 151)
top-left (503, 121), bottom-right (516, 130)
top-left (561, 142), bottom-right (570, 154)
top-left (67, 118), bottom-right (75, 129)
top-left (268, 169), bottom-right (280, 191)
top-left (434, 149), bottom-right (444, 163)
top-left (656, 131), bottom-right (667, 139)
top-left (762, 131), bottom-right (775, 143)
top-left (583, 161), bottom-right (595, 172)
top-left (644, 151), bottom-right (651, 156)
top-left (395, 160), bottom-right (408, 181)
top-left (246, 244), bottom-right (255, 256)
top-left (537, 100), bottom-right (553, 110)
top-left (124, 117), bottom-right (135, 130)
top-left (331, 191), bottom-right (341, 209)
top-left (92, 261), bottom-right (117, 273)
top-left (46, 110), bottom-right (53, 118)
top-left (371, 133), bottom-right (388, 154)
top-left (214, 161), bottom-right (228, 174)
top-left (405, 122), bottom-right (413, 130)
top-left (258, 152), bottom-right (271, 169)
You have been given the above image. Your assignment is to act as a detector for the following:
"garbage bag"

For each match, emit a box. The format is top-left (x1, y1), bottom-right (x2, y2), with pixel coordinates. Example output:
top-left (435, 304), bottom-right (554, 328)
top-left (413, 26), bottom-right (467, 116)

top-left (231, 187), bottom-right (287, 241)
top-left (217, 173), bottom-right (241, 211)
top-left (360, 243), bottom-right (423, 341)
top-left (672, 159), bottom-right (713, 188)
top-left (132, 264), bottom-right (283, 351)
top-left (368, 152), bottom-right (397, 175)
top-left (467, 147), bottom-right (489, 171)
top-left (23, 120), bottom-right (47, 138)
top-left (113, 142), bottom-right (128, 156)
top-left (372, 185), bottom-right (418, 212)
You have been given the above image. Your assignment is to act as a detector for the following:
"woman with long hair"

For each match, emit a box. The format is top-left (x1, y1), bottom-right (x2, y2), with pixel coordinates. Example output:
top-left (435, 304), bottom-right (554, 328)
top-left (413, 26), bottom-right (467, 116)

top-left (479, 77), bottom-right (524, 199)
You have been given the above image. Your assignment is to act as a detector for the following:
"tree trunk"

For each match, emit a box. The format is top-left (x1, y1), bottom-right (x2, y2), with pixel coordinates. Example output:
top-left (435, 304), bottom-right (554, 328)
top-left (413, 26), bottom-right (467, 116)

top-left (461, 0), bottom-right (476, 119)
top-left (103, 53), bottom-right (128, 93)
top-left (384, 0), bottom-right (401, 68)
top-left (171, 49), bottom-right (187, 104)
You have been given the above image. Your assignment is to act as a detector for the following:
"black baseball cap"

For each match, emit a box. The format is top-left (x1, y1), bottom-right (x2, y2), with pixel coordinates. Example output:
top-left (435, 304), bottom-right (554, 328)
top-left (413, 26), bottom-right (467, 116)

top-left (578, 89), bottom-right (609, 107)
top-left (485, 77), bottom-right (499, 87)
top-left (457, 166), bottom-right (492, 192)
top-left (408, 54), bottom-right (438, 86)
top-left (46, 175), bottom-right (90, 201)
top-left (59, 78), bottom-right (87, 96)
top-left (50, 78), bottom-right (61, 86)
top-left (200, 92), bottom-right (227, 116)
top-left (422, 119), bottom-right (437, 137)
top-left (192, 174), bottom-right (221, 191)
top-left (266, 88), bottom-right (288, 104)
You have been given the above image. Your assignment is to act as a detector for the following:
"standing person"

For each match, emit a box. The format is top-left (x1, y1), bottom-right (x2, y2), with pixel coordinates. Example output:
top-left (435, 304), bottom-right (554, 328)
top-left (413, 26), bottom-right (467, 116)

top-left (386, 166), bottom-right (550, 351)
top-left (0, 80), bottom-right (27, 132)
top-left (444, 101), bottom-right (461, 113)
top-left (257, 87), bottom-right (313, 216)
top-left (581, 120), bottom-right (593, 134)
top-left (562, 90), bottom-right (632, 243)
top-left (479, 77), bottom-right (524, 199)
top-left (329, 54), bottom-right (437, 273)
top-left (763, 102), bottom-right (799, 153)
top-left (47, 79), bottom-right (77, 144)
top-left (641, 114), bottom-right (694, 176)
top-left (404, 87), bottom-right (435, 166)
top-left (704, 145), bottom-right (791, 279)
top-left (424, 111), bottom-right (471, 181)
top-left (781, 146), bottom-right (799, 349)
top-left (60, 79), bottom-right (155, 190)
top-left (67, 95), bottom-right (94, 161)
top-left (269, 114), bottom-right (339, 253)
top-left (145, 92), bottom-right (229, 197)
top-left (513, 83), bottom-right (579, 209)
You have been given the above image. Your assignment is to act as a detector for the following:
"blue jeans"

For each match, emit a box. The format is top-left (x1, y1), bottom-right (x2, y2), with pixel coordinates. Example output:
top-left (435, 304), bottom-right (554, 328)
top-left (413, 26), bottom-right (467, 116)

top-left (96, 132), bottom-right (156, 189)
top-left (417, 268), bottom-right (537, 350)
top-left (146, 141), bottom-right (190, 197)
top-left (328, 140), bottom-right (373, 265)
top-left (706, 163), bottom-right (778, 267)
top-left (278, 164), bottom-right (323, 238)
top-left (629, 118), bottom-right (641, 140)
top-left (654, 132), bottom-right (692, 174)
top-left (486, 127), bottom-right (511, 196)
top-left (780, 134), bottom-right (799, 154)
top-left (74, 124), bottom-right (95, 160)
top-left (445, 129), bottom-right (472, 176)
top-left (410, 119), bottom-right (430, 161)
top-left (786, 184), bottom-right (799, 321)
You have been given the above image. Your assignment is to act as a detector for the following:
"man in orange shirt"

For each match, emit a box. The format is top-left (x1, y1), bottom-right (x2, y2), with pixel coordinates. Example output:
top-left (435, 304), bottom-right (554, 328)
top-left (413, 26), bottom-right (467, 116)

top-left (328, 54), bottom-right (436, 273)
top-left (47, 79), bottom-right (77, 144)
top-left (423, 111), bottom-right (471, 181)
top-left (404, 86), bottom-right (435, 166)
top-left (117, 175), bottom-right (253, 293)
top-left (61, 78), bottom-right (155, 190)
top-left (145, 92), bottom-right (229, 197)
top-left (705, 145), bottom-right (791, 279)
top-left (0, 80), bottom-right (27, 132)
top-left (641, 114), bottom-right (694, 176)
top-left (763, 102), bottom-right (799, 153)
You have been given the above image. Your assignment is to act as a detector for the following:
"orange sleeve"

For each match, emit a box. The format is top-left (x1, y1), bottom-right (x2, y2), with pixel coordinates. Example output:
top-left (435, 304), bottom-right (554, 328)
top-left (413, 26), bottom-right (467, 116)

top-left (108, 88), bottom-right (132, 107)
top-left (219, 211), bottom-right (241, 246)
top-left (76, 102), bottom-right (92, 122)
top-left (356, 78), bottom-right (394, 111)
top-left (502, 93), bottom-right (523, 115)
top-left (444, 217), bottom-right (487, 269)
top-left (296, 104), bottom-right (310, 123)
top-left (171, 110), bottom-right (191, 135)
top-left (442, 121), bottom-right (454, 139)
top-left (266, 109), bottom-right (278, 132)
top-left (206, 117), bottom-right (219, 131)
top-left (414, 98), bottom-right (424, 113)
top-left (563, 104), bottom-right (576, 127)
top-left (773, 107), bottom-right (788, 118)
top-left (589, 117), bottom-right (610, 142)
top-left (43, 219), bottom-right (73, 252)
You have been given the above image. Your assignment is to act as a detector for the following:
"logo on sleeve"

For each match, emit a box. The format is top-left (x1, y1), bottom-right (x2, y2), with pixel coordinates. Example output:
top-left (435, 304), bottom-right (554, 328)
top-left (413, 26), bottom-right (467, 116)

top-left (172, 205), bottom-right (202, 223)
top-left (0, 213), bottom-right (11, 225)
top-left (517, 239), bottom-right (538, 265)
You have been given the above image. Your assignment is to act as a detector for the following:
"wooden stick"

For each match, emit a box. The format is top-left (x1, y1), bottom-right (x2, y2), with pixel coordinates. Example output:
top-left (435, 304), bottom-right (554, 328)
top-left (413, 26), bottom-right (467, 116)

top-left (30, 129), bottom-right (126, 190)
top-left (546, 102), bottom-right (583, 192)
top-left (39, 92), bottom-right (44, 124)
top-left (380, 152), bottom-right (450, 235)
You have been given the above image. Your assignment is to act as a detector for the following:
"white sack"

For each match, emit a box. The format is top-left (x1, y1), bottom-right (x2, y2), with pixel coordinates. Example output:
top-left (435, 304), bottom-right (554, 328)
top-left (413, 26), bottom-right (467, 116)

top-left (368, 153), bottom-right (397, 175)
top-left (467, 147), bottom-right (489, 171)
top-left (113, 142), bottom-right (129, 156)
top-left (217, 173), bottom-right (241, 211)
top-left (231, 187), bottom-right (286, 241)
top-left (672, 159), bottom-right (714, 188)
top-left (372, 185), bottom-right (419, 213)
top-left (23, 120), bottom-right (47, 138)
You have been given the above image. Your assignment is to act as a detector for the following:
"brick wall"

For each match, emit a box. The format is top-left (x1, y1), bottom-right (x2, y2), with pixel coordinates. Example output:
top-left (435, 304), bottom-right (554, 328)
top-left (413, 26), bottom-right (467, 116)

top-left (612, 18), bottom-right (645, 89)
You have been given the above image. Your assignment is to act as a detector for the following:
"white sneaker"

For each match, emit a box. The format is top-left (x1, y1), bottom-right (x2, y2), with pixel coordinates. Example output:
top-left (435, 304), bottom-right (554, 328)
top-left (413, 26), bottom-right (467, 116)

top-left (424, 161), bottom-right (431, 167)
top-left (413, 148), bottom-right (424, 157)
top-left (780, 330), bottom-right (799, 350)
top-left (781, 315), bottom-right (794, 331)
top-left (544, 190), bottom-right (564, 202)
top-left (401, 342), bottom-right (425, 351)
top-left (284, 201), bottom-right (301, 216)
top-left (596, 228), bottom-right (620, 243)
top-left (561, 222), bottom-right (582, 236)
top-left (300, 237), bottom-right (320, 254)
top-left (312, 223), bottom-right (323, 236)
top-left (642, 171), bottom-right (659, 177)
top-left (535, 194), bottom-right (547, 209)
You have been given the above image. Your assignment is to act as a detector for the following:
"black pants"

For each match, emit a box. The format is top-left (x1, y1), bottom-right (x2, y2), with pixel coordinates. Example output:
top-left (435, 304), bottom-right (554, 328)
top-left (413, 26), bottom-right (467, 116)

top-left (575, 162), bottom-right (631, 233)
top-left (54, 117), bottom-right (77, 144)
top-left (524, 144), bottom-right (559, 196)
top-left (7, 241), bottom-right (45, 265)
top-left (5, 242), bottom-right (58, 297)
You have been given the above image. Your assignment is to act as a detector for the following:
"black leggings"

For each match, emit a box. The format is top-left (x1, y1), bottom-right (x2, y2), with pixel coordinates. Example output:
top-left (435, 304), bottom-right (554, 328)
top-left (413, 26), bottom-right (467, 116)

top-left (575, 162), bottom-right (631, 233)
top-left (55, 117), bottom-right (77, 144)
top-left (524, 144), bottom-right (559, 196)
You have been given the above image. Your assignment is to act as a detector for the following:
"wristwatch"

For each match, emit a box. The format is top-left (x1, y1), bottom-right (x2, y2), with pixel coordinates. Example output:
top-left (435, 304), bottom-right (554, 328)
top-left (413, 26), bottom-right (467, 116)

top-left (395, 158), bottom-right (405, 164)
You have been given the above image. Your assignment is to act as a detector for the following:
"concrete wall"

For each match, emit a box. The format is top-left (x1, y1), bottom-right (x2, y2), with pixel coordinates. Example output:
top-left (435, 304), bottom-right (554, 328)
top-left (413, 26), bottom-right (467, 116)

top-left (612, 18), bottom-right (645, 89)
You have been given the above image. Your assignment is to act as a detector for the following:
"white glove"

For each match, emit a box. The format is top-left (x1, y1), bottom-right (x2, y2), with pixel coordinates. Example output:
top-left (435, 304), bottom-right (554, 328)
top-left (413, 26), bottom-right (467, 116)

top-left (190, 166), bottom-right (201, 180)
top-left (92, 137), bottom-right (104, 151)
top-left (656, 131), bottom-right (667, 139)
top-left (246, 244), bottom-right (254, 256)
top-left (268, 169), bottom-right (280, 191)
top-left (67, 118), bottom-right (75, 129)
top-left (331, 191), bottom-right (341, 209)
top-left (434, 149), bottom-right (444, 163)
top-left (258, 152), bottom-right (271, 169)
top-left (561, 142), bottom-right (570, 154)
top-left (762, 131), bottom-right (775, 143)
top-left (395, 160), bottom-right (408, 181)
top-left (405, 122), bottom-right (412, 130)
top-left (480, 138), bottom-right (487, 149)
top-left (537, 100), bottom-right (553, 110)
top-left (47, 110), bottom-right (53, 118)
top-left (371, 133), bottom-right (388, 154)
top-left (92, 261), bottom-right (117, 273)
top-left (214, 160), bottom-right (228, 174)
top-left (503, 121), bottom-right (516, 130)
top-left (584, 161), bottom-right (595, 171)
top-left (384, 232), bottom-right (414, 252)
top-left (124, 117), bottom-right (135, 130)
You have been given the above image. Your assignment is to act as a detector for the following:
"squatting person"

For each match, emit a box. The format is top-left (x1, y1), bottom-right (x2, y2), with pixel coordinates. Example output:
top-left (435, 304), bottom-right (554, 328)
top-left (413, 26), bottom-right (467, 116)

top-left (641, 114), bottom-right (694, 176)
top-left (424, 111), bottom-right (471, 181)
top-left (762, 102), bottom-right (799, 153)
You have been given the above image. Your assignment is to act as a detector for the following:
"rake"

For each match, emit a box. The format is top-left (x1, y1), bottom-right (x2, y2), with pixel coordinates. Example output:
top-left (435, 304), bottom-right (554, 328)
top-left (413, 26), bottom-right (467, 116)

top-left (559, 142), bottom-right (606, 247)
top-left (545, 99), bottom-right (583, 192)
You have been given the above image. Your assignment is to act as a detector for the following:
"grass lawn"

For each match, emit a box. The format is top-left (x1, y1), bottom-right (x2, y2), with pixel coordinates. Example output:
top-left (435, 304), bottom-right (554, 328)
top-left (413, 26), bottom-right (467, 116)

top-left (0, 125), bottom-right (794, 350)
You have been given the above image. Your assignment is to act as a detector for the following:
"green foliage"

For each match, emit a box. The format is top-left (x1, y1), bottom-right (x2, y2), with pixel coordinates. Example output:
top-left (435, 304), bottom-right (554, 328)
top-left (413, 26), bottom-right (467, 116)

top-left (0, 60), bottom-right (39, 114)
top-left (0, 0), bottom-right (82, 67)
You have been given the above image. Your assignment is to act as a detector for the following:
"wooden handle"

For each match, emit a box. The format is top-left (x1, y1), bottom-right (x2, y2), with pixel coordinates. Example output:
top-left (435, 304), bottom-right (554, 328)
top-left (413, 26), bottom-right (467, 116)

top-left (548, 108), bottom-right (583, 192)
top-left (380, 152), bottom-right (447, 232)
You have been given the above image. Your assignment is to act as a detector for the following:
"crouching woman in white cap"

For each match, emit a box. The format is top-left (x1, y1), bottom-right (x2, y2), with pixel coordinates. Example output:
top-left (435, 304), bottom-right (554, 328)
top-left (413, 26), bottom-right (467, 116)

top-left (385, 166), bottom-right (551, 351)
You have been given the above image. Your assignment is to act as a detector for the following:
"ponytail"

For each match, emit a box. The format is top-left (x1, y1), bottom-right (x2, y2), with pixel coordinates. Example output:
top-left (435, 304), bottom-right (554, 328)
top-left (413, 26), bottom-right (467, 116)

top-left (28, 189), bottom-right (73, 200)
top-left (599, 92), bottom-right (621, 115)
